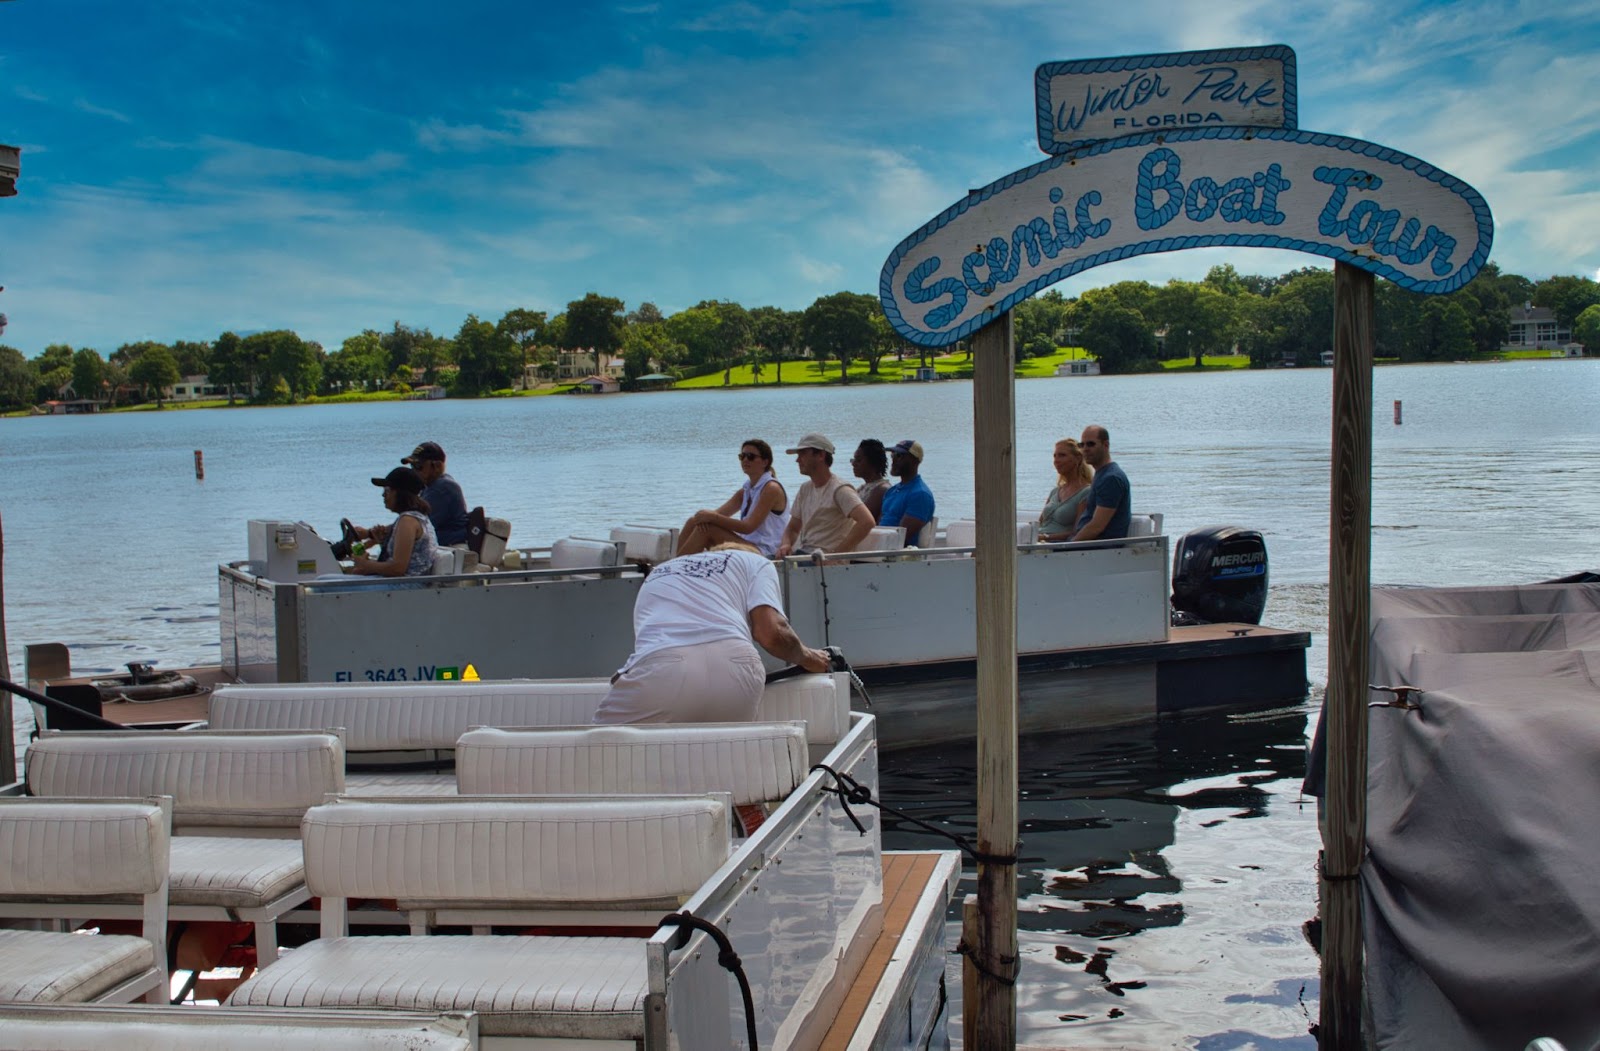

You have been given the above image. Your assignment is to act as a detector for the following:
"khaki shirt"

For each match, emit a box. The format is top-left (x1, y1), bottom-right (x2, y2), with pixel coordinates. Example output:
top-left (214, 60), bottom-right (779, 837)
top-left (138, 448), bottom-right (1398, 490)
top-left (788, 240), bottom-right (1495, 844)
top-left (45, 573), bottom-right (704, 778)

top-left (792, 473), bottom-right (866, 553)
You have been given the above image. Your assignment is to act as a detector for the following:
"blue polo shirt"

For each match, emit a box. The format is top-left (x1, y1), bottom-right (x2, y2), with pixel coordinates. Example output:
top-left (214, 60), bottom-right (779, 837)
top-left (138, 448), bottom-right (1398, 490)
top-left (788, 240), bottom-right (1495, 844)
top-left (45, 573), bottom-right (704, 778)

top-left (880, 475), bottom-right (935, 543)
top-left (1075, 461), bottom-right (1130, 539)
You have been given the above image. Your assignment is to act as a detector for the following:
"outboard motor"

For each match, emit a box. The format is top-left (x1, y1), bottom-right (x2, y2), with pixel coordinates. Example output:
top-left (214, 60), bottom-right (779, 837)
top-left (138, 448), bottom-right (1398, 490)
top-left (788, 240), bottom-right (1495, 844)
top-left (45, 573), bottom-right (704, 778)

top-left (1171, 526), bottom-right (1269, 625)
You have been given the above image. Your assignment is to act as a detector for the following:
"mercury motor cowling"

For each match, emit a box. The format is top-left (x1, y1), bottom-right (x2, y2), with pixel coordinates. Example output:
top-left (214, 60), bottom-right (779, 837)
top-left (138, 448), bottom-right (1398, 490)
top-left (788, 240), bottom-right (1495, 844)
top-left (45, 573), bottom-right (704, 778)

top-left (1171, 526), bottom-right (1269, 625)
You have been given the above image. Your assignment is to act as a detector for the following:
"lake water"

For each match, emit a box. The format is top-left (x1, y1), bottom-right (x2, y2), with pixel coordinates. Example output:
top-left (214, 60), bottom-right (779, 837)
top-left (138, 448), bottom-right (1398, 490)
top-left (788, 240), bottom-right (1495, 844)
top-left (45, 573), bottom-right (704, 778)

top-left (4, 359), bottom-right (1597, 1048)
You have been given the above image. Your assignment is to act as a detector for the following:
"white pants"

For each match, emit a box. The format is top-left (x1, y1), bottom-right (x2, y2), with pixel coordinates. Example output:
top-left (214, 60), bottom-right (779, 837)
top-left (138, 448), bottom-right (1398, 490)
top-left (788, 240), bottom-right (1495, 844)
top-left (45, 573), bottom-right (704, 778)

top-left (594, 638), bottom-right (766, 724)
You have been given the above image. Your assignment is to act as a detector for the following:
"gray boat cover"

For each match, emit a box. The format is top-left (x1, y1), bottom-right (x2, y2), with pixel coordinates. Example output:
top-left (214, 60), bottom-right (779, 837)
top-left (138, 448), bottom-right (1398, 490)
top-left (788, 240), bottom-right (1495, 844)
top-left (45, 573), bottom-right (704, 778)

top-left (1362, 583), bottom-right (1600, 1051)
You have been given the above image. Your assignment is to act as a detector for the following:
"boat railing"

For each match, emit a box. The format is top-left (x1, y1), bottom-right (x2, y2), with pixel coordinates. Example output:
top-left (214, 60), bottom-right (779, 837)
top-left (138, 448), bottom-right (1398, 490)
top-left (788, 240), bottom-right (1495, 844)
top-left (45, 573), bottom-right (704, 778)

top-left (646, 710), bottom-right (883, 1049)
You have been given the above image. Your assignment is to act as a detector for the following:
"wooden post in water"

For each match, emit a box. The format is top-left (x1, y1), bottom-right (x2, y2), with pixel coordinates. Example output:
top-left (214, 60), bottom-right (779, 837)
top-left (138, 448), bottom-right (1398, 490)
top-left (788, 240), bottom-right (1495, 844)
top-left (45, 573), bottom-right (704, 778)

top-left (967, 309), bottom-right (1019, 1048)
top-left (1321, 260), bottom-right (1374, 1048)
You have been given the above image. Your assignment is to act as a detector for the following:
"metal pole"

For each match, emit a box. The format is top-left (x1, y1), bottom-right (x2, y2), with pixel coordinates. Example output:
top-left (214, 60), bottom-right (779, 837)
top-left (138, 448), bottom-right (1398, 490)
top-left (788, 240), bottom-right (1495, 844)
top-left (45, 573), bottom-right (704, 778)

top-left (969, 310), bottom-right (1018, 1048)
top-left (1321, 261), bottom-right (1374, 1047)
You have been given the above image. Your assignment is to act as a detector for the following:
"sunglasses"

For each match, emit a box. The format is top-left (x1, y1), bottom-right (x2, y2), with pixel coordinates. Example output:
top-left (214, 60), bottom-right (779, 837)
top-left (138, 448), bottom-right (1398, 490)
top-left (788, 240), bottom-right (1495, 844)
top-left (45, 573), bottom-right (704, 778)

top-left (739, 452), bottom-right (762, 461)
top-left (1081, 440), bottom-right (1099, 447)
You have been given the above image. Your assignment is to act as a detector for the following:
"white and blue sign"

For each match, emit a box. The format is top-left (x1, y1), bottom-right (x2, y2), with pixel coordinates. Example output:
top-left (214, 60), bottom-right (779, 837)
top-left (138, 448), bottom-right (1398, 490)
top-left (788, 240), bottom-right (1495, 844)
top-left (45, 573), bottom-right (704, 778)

top-left (879, 126), bottom-right (1494, 348)
top-left (1037, 46), bottom-right (1296, 153)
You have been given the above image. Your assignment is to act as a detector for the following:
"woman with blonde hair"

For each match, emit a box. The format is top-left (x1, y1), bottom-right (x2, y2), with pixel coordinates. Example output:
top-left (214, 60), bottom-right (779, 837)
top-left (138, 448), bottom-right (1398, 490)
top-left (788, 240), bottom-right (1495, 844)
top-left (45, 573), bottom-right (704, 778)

top-left (1038, 438), bottom-right (1093, 543)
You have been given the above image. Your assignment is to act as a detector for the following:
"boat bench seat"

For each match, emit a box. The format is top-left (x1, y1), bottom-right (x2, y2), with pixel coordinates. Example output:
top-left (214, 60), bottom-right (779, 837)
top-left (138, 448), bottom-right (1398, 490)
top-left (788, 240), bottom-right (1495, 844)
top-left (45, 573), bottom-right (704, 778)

top-left (0, 1005), bottom-right (480, 1050)
top-left (455, 721), bottom-right (809, 806)
top-left (24, 731), bottom-right (344, 962)
top-left (227, 794), bottom-right (731, 1040)
top-left (610, 523), bottom-right (678, 564)
top-left (0, 797), bottom-right (171, 1006)
top-left (209, 671), bottom-right (853, 753)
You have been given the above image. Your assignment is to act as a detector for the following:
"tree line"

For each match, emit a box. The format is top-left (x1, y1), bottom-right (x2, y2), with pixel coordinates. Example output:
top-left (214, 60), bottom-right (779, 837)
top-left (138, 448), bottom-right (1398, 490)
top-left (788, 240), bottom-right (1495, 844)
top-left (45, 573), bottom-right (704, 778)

top-left (2, 265), bottom-right (1596, 410)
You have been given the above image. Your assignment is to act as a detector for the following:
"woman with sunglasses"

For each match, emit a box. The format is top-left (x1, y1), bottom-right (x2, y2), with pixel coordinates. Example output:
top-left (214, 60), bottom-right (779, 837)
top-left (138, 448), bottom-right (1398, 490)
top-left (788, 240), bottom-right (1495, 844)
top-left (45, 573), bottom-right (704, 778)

top-left (348, 466), bottom-right (439, 576)
top-left (676, 439), bottom-right (791, 557)
top-left (1038, 437), bottom-right (1093, 543)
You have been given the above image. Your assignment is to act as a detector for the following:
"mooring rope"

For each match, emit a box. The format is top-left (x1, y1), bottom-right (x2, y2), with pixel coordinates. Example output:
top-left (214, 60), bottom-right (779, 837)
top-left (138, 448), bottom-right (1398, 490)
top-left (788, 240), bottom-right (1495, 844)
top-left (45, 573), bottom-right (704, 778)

top-left (810, 763), bottom-right (1019, 866)
top-left (657, 911), bottom-right (760, 1050)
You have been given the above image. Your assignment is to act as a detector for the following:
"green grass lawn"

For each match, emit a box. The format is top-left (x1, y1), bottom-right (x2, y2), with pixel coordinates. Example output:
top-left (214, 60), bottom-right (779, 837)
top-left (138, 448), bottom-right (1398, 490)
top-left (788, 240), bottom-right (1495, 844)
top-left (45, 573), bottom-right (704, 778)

top-left (1160, 354), bottom-right (1252, 369)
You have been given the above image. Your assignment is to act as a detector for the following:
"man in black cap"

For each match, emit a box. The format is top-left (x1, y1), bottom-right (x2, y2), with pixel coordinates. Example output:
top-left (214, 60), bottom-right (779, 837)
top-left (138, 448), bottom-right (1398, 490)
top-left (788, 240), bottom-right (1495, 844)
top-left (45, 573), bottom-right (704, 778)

top-left (401, 441), bottom-right (470, 546)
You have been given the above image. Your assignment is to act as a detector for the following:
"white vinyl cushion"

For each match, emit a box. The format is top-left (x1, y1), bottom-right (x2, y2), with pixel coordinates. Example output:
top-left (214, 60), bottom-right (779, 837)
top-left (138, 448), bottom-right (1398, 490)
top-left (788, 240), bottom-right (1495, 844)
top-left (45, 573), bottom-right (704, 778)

top-left (0, 1009), bottom-right (476, 1051)
top-left (456, 723), bottom-right (807, 804)
top-left (0, 801), bottom-right (168, 897)
top-left (227, 935), bottom-right (647, 1039)
top-left (167, 837), bottom-right (305, 909)
top-left (210, 683), bottom-right (611, 752)
top-left (0, 930), bottom-right (156, 1004)
top-left (26, 732), bottom-right (343, 829)
top-left (609, 525), bottom-right (676, 564)
top-left (549, 537), bottom-right (620, 570)
top-left (757, 673), bottom-right (850, 746)
top-left (302, 797), bottom-right (729, 904)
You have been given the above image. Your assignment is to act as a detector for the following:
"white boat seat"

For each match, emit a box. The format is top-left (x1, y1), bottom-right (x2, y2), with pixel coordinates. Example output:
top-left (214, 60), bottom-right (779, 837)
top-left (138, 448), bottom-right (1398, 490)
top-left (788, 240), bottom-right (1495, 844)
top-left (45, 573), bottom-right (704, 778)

top-left (909, 515), bottom-right (937, 548)
top-left (210, 682), bottom-right (612, 753)
top-left (429, 548), bottom-right (467, 575)
top-left (227, 793), bottom-right (729, 1039)
top-left (857, 525), bottom-right (906, 552)
top-left (299, 795), bottom-right (730, 909)
top-left (0, 797), bottom-right (171, 1005)
top-left (610, 524), bottom-right (678, 564)
top-left (549, 536), bottom-right (623, 571)
top-left (26, 730), bottom-right (345, 831)
top-left (941, 519), bottom-right (1038, 548)
top-left (229, 935), bottom-right (646, 1041)
top-left (456, 721), bottom-right (808, 805)
top-left (25, 731), bottom-right (341, 964)
top-left (477, 515), bottom-right (511, 568)
top-left (0, 1005), bottom-right (480, 1050)
top-left (0, 930), bottom-right (158, 1006)
top-left (1126, 513), bottom-right (1163, 538)
top-left (167, 837), bottom-right (305, 909)
top-left (210, 672), bottom-right (851, 751)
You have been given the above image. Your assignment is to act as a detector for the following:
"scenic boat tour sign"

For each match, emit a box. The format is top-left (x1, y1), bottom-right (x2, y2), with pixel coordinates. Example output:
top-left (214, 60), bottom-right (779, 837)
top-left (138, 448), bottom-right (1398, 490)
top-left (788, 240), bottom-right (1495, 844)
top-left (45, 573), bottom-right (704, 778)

top-left (880, 47), bottom-right (1494, 349)
top-left (1036, 46), bottom-right (1297, 152)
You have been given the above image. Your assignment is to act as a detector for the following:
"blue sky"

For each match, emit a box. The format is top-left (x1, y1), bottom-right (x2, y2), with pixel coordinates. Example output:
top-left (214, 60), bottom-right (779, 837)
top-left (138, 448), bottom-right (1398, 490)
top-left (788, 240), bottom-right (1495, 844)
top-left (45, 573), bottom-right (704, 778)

top-left (2, 0), bottom-right (1598, 356)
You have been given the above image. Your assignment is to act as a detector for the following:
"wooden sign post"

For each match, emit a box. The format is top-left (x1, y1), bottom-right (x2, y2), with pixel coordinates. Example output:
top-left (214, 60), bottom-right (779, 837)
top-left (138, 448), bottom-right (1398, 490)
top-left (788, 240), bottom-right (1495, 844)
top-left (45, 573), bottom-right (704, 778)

top-left (965, 309), bottom-right (1020, 1049)
top-left (1322, 261), bottom-right (1375, 1046)
top-left (877, 44), bottom-right (1491, 1048)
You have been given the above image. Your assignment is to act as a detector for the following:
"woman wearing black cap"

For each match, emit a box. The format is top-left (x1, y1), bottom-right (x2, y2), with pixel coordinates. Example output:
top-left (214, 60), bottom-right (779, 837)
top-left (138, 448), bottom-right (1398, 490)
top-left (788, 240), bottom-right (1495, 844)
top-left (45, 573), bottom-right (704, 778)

top-left (349, 467), bottom-right (439, 577)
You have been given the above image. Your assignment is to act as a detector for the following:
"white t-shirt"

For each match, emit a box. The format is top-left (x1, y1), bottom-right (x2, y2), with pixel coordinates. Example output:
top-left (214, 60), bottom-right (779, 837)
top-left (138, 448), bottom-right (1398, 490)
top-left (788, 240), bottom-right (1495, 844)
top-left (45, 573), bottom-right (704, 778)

top-left (623, 549), bottom-right (784, 667)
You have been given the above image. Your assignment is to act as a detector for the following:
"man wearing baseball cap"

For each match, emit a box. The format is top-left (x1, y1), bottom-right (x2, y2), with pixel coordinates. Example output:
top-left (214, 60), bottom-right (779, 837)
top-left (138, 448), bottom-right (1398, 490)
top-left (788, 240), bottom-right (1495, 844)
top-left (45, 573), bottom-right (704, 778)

top-left (401, 441), bottom-right (470, 546)
top-left (880, 439), bottom-right (936, 546)
top-left (775, 433), bottom-right (876, 557)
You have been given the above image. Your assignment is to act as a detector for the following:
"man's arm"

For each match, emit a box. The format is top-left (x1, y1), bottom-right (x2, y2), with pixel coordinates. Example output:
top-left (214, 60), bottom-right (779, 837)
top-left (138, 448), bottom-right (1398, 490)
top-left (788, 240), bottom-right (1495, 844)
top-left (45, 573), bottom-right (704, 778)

top-left (1071, 505), bottom-right (1116, 542)
top-left (775, 510), bottom-right (802, 557)
top-left (749, 605), bottom-right (831, 671)
top-left (837, 503), bottom-right (876, 552)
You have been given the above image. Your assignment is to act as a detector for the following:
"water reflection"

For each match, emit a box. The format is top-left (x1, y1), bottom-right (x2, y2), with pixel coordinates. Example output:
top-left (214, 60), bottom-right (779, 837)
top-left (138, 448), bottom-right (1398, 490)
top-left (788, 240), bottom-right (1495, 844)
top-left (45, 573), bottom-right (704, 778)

top-left (879, 704), bottom-right (1320, 1049)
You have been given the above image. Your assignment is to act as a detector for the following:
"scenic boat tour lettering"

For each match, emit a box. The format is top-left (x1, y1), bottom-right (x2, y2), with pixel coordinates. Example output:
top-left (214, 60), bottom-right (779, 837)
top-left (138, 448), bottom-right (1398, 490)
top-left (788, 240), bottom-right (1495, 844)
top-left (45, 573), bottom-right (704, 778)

top-left (880, 127), bottom-right (1492, 348)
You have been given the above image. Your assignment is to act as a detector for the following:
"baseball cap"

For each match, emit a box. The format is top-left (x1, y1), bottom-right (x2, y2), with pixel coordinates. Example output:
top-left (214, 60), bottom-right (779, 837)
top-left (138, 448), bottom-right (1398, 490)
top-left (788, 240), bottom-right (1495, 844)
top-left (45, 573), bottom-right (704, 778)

top-left (785, 433), bottom-right (835, 455)
top-left (372, 466), bottom-right (426, 494)
top-left (890, 439), bottom-right (924, 462)
top-left (402, 441), bottom-right (445, 465)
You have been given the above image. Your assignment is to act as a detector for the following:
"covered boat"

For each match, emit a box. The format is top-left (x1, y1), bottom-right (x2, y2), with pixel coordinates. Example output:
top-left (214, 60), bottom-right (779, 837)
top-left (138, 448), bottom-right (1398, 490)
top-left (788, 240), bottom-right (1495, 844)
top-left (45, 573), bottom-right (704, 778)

top-left (1336, 580), bottom-right (1600, 1051)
